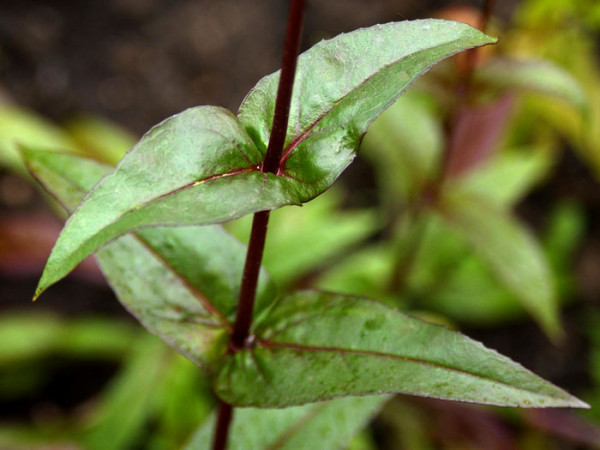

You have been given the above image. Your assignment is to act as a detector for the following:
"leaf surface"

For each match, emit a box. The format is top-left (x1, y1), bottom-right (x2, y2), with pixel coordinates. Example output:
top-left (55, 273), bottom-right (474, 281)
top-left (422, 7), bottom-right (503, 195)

top-left (35, 20), bottom-right (495, 296)
top-left (186, 396), bottom-right (387, 450)
top-left (440, 191), bottom-right (561, 339)
top-left (215, 291), bottom-right (586, 408)
top-left (24, 149), bottom-right (275, 370)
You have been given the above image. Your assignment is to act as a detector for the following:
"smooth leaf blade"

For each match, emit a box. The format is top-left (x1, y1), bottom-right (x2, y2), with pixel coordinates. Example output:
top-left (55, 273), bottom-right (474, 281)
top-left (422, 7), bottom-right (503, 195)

top-left (35, 20), bottom-right (495, 297)
top-left (440, 191), bottom-right (561, 339)
top-left (185, 396), bottom-right (387, 450)
top-left (23, 149), bottom-right (276, 370)
top-left (215, 291), bottom-right (586, 408)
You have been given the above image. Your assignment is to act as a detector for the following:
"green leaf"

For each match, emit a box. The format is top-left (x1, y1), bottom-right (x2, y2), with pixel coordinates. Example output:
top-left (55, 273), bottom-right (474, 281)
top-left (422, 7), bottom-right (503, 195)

top-left (64, 115), bottom-right (137, 165)
top-left (35, 20), bottom-right (496, 297)
top-left (362, 91), bottom-right (442, 207)
top-left (225, 188), bottom-right (377, 287)
top-left (440, 191), bottom-right (561, 339)
top-left (215, 291), bottom-right (586, 408)
top-left (0, 105), bottom-right (79, 174)
top-left (23, 149), bottom-right (276, 371)
top-left (474, 58), bottom-right (587, 109)
top-left (77, 335), bottom-right (170, 450)
top-left (185, 396), bottom-right (387, 450)
top-left (454, 145), bottom-right (551, 207)
top-left (0, 314), bottom-right (137, 364)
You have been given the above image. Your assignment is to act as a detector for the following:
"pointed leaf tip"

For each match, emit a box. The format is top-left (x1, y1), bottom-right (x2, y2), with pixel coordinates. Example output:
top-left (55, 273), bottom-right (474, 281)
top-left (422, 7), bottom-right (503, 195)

top-left (216, 291), bottom-right (588, 409)
top-left (37, 20), bottom-right (497, 294)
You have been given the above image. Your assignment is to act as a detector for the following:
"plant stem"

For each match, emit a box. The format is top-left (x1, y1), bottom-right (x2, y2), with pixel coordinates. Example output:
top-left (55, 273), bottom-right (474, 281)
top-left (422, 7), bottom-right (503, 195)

top-left (231, 0), bottom-right (305, 351)
top-left (231, 209), bottom-right (271, 349)
top-left (212, 1), bottom-right (306, 448)
top-left (212, 401), bottom-right (233, 450)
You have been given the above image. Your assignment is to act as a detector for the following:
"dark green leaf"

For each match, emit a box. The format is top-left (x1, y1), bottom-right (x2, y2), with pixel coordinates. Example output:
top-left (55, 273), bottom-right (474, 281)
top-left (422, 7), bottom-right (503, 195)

top-left (215, 291), bottom-right (586, 408)
top-left (23, 149), bottom-right (276, 371)
top-left (34, 20), bottom-right (496, 297)
top-left (185, 395), bottom-right (387, 450)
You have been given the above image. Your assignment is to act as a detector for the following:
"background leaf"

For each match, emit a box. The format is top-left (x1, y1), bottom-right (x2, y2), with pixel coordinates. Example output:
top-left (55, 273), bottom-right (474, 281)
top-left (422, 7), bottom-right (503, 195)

top-left (439, 190), bottom-right (561, 338)
top-left (34, 20), bottom-right (495, 297)
top-left (185, 396), bottom-right (387, 450)
top-left (474, 58), bottom-right (587, 109)
top-left (215, 291), bottom-right (585, 408)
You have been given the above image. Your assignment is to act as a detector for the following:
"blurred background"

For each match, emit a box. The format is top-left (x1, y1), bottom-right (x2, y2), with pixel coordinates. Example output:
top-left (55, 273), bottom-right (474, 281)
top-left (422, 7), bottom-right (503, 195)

top-left (2, 0), bottom-right (600, 448)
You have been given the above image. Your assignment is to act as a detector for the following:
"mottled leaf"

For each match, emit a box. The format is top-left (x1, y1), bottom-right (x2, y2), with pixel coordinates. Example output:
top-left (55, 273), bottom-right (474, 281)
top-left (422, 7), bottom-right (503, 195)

top-left (23, 149), bottom-right (276, 371)
top-left (215, 291), bottom-right (586, 408)
top-left (35, 20), bottom-right (496, 297)
top-left (186, 396), bottom-right (387, 450)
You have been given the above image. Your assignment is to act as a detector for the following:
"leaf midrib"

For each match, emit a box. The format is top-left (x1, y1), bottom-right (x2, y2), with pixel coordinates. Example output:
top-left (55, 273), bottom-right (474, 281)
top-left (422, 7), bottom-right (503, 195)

top-left (256, 339), bottom-right (558, 402)
top-left (273, 34), bottom-right (484, 175)
top-left (30, 159), bottom-right (231, 332)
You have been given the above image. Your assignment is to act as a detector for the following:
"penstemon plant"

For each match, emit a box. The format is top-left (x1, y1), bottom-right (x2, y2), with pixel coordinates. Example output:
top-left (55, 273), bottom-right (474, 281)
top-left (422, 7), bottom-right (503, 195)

top-left (23, 1), bottom-right (587, 448)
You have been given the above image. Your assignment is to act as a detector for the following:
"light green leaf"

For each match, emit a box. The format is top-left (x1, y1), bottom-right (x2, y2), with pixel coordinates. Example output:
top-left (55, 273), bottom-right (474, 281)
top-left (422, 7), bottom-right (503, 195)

top-left (0, 314), bottom-right (137, 364)
top-left (474, 58), bottom-right (586, 109)
top-left (215, 291), bottom-right (585, 408)
top-left (0, 105), bottom-right (79, 174)
top-left (361, 90), bottom-right (442, 207)
top-left (185, 396), bottom-right (387, 450)
top-left (454, 146), bottom-right (552, 207)
top-left (77, 335), bottom-right (170, 450)
top-left (35, 20), bottom-right (495, 297)
top-left (440, 191), bottom-right (561, 339)
top-left (23, 149), bottom-right (276, 371)
top-left (226, 188), bottom-right (377, 287)
top-left (64, 115), bottom-right (137, 165)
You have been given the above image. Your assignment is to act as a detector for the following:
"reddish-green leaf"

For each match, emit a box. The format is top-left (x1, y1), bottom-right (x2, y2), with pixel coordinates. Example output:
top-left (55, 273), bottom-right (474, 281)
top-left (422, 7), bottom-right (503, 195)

top-left (215, 291), bottom-right (586, 408)
top-left (34, 20), bottom-right (495, 298)
top-left (23, 149), bottom-right (275, 370)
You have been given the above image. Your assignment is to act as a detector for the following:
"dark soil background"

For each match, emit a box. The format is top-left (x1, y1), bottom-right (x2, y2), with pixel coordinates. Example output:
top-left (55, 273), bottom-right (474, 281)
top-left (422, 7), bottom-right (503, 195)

top-left (2, 0), bottom-right (600, 447)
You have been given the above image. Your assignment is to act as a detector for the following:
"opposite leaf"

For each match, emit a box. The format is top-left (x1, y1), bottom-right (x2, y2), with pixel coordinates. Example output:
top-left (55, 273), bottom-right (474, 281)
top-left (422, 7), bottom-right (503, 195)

top-left (24, 149), bottom-right (276, 371)
top-left (215, 291), bottom-right (585, 408)
top-left (35, 19), bottom-right (496, 297)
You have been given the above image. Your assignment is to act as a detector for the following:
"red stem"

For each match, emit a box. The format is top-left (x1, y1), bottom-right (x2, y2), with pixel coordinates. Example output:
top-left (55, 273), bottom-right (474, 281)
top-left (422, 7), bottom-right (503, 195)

top-left (212, 401), bottom-right (233, 450)
top-left (231, 0), bottom-right (305, 351)
top-left (212, 1), bottom-right (306, 448)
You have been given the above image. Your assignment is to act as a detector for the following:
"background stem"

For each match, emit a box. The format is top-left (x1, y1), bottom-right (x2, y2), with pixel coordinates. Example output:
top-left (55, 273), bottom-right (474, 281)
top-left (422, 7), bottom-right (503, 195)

top-left (212, 1), bottom-right (306, 448)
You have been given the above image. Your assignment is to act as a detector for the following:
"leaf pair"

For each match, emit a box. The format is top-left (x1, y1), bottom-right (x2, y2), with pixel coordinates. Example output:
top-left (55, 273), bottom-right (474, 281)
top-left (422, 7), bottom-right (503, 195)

top-left (34, 19), bottom-right (498, 298)
top-left (24, 18), bottom-right (587, 415)
top-left (25, 148), bottom-right (586, 410)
